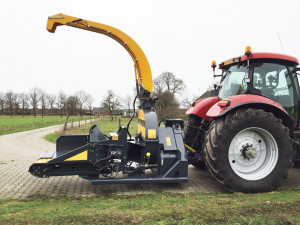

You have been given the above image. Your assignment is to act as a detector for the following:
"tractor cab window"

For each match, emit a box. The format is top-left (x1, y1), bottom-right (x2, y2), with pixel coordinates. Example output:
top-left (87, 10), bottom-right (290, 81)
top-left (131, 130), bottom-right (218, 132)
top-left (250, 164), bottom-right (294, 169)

top-left (218, 64), bottom-right (248, 99)
top-left (253, 62), bottom-right (299, 124)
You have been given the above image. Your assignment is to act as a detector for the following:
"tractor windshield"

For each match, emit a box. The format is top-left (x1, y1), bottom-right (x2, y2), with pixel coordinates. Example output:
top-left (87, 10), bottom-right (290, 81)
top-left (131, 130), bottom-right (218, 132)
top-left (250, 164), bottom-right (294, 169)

top-left (218, 64), bottom-right (249, 99)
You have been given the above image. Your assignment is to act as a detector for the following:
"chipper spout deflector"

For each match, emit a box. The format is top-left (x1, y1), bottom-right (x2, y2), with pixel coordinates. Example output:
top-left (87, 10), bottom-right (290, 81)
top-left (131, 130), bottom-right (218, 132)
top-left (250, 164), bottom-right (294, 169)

top-left (46, 13), bottom-right (153, 93)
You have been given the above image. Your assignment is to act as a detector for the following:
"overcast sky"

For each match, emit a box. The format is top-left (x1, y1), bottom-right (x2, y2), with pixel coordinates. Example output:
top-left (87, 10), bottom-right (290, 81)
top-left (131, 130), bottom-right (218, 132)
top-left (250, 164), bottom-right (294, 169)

top-left (1, 0), bottom-right (300, 106)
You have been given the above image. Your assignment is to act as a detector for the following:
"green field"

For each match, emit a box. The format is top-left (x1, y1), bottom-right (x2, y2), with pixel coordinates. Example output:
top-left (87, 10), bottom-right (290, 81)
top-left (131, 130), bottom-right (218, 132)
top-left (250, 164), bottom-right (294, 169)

top-left (45, 117), bottom-right (138, 143)
top-left (0, 116), bottom-right (95, 136)
top-left (0, 190), bottom-right (299, 224)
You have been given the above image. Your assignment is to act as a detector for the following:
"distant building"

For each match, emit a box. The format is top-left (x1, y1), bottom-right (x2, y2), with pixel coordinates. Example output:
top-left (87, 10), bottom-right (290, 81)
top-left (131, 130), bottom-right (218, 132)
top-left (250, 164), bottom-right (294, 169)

top-left (122, 109), bottom-right (134, 117)
top-left (93, 107), bottom-right (107, 116)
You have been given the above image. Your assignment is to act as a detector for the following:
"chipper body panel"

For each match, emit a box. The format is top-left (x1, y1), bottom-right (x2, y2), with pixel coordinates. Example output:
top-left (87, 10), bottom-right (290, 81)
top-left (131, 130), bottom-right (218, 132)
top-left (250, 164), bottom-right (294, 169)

top-left (29, 112), bottom-right (188, 184)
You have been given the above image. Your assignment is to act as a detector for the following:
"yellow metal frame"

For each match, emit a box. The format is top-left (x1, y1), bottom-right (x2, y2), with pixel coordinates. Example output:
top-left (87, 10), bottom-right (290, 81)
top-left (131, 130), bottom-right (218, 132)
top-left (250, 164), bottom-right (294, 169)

top-left (47, 13), bottom-right (153, 92)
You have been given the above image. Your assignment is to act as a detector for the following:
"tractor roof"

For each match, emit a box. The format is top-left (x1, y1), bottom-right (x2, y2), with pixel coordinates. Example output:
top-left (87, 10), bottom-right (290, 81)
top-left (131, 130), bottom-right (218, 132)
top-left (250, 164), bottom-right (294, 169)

top-left (221, 52), bottom-right (299, 68)
top-left (243, 52), bottom-right (298, 64)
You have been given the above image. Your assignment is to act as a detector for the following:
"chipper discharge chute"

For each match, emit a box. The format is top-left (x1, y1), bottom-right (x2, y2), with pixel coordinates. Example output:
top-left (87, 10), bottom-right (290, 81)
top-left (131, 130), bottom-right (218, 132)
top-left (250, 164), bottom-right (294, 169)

top-left (29, 14), bottom-right (188, 184)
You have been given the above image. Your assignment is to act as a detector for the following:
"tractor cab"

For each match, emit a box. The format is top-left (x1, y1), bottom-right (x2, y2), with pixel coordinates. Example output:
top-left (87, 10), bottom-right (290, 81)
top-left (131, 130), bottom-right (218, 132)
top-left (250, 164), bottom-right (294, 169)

top-left (215, 47), bottom-right (300, 126)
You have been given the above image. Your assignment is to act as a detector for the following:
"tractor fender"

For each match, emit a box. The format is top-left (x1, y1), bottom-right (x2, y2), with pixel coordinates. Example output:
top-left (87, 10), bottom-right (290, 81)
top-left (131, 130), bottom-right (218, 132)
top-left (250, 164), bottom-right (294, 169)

top-left (186, 97), bottom-right (219, 121)
top-left (206, 94), bottom-right (294, 136)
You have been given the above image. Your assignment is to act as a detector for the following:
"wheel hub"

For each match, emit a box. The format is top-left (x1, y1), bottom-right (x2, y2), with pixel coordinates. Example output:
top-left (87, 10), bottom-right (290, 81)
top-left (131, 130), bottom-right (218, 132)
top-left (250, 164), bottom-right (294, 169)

top-left (228, 127), bottom-right (278, 181)
top-left (241, 144), bottom-right (257, 160)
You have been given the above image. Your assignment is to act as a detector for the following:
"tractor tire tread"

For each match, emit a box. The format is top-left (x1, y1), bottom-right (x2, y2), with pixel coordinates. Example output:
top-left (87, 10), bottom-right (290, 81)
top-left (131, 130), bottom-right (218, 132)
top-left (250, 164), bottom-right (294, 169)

top-left (203, 108), bottom-right (294, 193)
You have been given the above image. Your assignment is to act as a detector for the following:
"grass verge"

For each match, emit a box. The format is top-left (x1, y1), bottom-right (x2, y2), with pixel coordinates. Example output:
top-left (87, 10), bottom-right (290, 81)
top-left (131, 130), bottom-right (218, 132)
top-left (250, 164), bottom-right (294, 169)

top-left (45, 117), bottom-right (138, 143)
top-left (0, 116), bottom-right (94, 136)
top-left (0, 190), bottom-right (299, 224)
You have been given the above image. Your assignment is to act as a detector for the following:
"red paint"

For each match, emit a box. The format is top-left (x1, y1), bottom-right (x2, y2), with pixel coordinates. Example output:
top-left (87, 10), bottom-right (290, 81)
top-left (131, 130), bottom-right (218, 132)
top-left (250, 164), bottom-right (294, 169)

top-left (206, 94), bottom-right (287, 117)
top-left (186, 97), bottom-right (219, 120)
top-left (222, 52), bottom-right (299, 67)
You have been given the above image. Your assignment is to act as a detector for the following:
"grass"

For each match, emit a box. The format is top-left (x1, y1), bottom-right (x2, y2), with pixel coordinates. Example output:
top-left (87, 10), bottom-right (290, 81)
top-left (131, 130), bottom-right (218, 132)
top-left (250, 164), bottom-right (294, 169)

top-left (45, 117), bottom-right (138, 143)
top-left (0, 190), bottom-right (299, 224)
top-left (0, 116), bottom-right (95, 136)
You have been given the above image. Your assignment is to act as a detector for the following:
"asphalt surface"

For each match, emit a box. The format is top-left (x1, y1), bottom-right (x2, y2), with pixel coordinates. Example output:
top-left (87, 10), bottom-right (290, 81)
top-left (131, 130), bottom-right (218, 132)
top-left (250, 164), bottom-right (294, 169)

top-left (0, 122), bottom-right (299, 199)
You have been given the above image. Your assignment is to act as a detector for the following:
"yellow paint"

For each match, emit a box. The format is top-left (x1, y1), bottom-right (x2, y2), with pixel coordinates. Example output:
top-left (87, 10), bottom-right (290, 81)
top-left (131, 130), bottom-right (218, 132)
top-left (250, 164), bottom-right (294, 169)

top-left (138, 124), bottom-right (146, 138)
top-left (138, 109), bottom-right (146, 138)
top-left (138, 109), bottom-right (145, 121)
top-left (148, 129), bottom-right (156, 139)
top-left (166, 137), bottom-right (172, 146)
top-left (184, 144), bottom-right (196, 153)
top-left (112, 136), bottom-right (118, 140)
top-left (223, 58), bottom-right (234, 66)
top-left (47, 14), bottom-right (153, 92)
top-left (35, 158), bottom-right (52, 164)
top-left (65, 150), bottom-right (88, 161)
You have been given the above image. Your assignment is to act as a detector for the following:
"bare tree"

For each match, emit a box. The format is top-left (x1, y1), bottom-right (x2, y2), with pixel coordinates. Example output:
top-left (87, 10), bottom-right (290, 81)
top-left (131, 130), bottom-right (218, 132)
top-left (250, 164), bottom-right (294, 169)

top-left (29, 88), bottom-right (40, 118)
top-left (75, 90), bottom-right (88, 117)
top-left (101, 90), bottom-right (121, 121)
top-left (5, 91), bottom-right (17, 117)
top-left (20, 93), bottom-right (29, 117)
top-left (122, 94), bottom-right (133, 116)
top-left (182, 95), bottom-right (199, 108)
top-left (0, 93), bottom-right (5, 115)
top-left (86, 94), bottom-right (94, 118)
top-left (57, 91), bottom-right (67, 117)
top-left (47, 94), bottom-right (56, 115)
top-left (155, 90), bottom-right (180, 120)
top-left (153, 72), bottom-right (186, 95)
top-left (13, 93), bottom-right (21, 115)
top-left (40, 91), bottom-right (48, 117)
top-left (152, 72), bottom-right (186, 119)
top-left (63, 96), bottom-right (78, 131)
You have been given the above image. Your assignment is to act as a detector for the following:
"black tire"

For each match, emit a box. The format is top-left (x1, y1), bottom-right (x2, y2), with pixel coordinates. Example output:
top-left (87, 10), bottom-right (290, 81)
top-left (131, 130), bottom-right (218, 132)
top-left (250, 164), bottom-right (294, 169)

top-left (184, 115), bottom-right (206, 170)
top-left (184, 114), bottom-right (203, 150)
top-left (293, 161), bottom-right (300, 168)
top-left (191, 161), bottom-right (206, 170)
top-left (204, 108), bottom-right (294, 193)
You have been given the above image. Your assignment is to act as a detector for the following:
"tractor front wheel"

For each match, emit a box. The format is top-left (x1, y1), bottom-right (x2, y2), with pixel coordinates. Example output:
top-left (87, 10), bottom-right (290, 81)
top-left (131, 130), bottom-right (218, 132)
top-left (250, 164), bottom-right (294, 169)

top-left (204, 108), bottom-right (293, 193)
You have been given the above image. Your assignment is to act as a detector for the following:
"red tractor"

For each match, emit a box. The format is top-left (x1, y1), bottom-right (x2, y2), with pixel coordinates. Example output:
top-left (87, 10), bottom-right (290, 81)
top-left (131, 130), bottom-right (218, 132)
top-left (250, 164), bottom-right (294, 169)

top-left (185, 47), bottom-right (300, 192)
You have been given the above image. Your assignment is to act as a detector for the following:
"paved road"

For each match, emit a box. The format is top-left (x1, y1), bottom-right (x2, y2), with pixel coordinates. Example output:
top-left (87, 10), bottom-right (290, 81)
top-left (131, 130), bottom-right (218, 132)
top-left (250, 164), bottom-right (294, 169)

top-left (0, 123), bottom-right (299, 199)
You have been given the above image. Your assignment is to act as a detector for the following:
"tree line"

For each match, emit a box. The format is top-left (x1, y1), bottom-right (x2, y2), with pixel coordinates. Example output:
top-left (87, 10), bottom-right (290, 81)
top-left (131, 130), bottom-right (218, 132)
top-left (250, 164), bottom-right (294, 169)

top-left (1, 72), bottom-right (212, 120)
top-left (0, 88), bottom-right (95, 118)
top-left (0, 87), bottom-right (134, 119)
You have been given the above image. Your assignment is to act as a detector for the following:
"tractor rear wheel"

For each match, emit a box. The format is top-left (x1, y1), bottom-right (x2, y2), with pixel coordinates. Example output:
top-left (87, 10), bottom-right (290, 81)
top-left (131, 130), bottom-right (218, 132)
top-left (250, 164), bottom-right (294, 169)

top-left (204, 108), bottom-right (293, 193)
